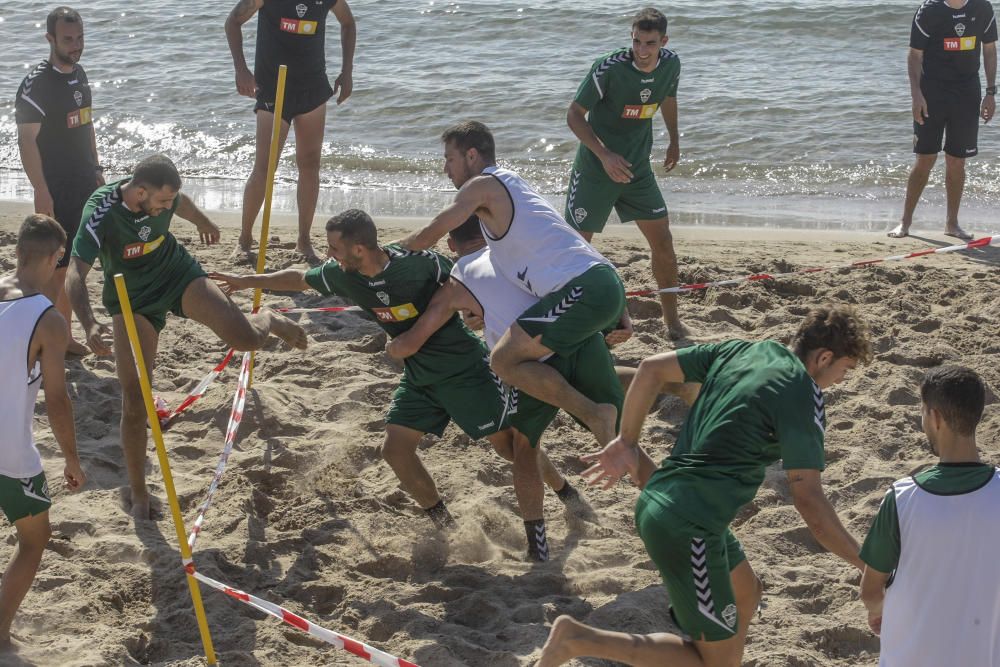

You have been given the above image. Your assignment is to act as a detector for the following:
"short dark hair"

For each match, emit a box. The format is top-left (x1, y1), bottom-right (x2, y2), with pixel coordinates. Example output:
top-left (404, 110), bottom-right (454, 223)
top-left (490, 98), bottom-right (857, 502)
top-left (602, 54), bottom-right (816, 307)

top-left (47, 7), bottom-right (82, 36)
top-left (449, 215), bottom-right (484, 245)
top-left (791, 304), bottom-right (873, 365)
top-left (921, 366), bottom-right (985, 437)
top-left (632, 7), bottom-right (668, 35)
top-left (441, 121), bottom-right (496, 163)
top-left (325, 209), bottom-right (379, 250)
top-left (132, 154), bottom-right (182, 191)
top-left (17, 214), bottom-right (66, 261)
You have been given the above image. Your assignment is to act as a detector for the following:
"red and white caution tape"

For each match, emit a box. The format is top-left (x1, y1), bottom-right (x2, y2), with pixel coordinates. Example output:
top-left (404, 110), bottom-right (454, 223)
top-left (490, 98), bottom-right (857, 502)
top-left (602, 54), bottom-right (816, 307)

top-left (187, 351), bottom-right (251, 550)
top-left (626, 234), bottom-right (1000, 296)
top-left (157, 349), bottom-right (236, 428)
top-left (185, 562), bottom-right (419, 667)
top-left (274, 305), bottom-right (362, 314)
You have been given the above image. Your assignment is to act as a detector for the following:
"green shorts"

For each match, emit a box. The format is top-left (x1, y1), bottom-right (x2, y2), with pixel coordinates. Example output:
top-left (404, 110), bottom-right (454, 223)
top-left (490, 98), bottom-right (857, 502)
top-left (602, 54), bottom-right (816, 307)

top-left (105, 261), bottom-right (207, 332)
top-left (516, 264), bottom-right (625, 357)
top-left (0, 471), bottom-right (51, 524)
top-left (564, 162), bottom-right (668, 233)
top-left (386, 355), bottom-right (509, 439)
top-left (510, 333), bottom-right (624, 446)
top-left (635, 493), bottom-right (747, 642)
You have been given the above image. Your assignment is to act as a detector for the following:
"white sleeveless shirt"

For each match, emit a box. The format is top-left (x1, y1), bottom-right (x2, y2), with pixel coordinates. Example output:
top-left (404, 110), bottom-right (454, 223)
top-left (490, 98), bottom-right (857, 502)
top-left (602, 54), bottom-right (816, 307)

top-left (451, 247), bottom-right (538, 350)
top-left (0, 293), bottom-right (53, 478)
top-left (879, 469), bottom-right (1000, 667)
top-left (480, 166), bottom-right (611, 298)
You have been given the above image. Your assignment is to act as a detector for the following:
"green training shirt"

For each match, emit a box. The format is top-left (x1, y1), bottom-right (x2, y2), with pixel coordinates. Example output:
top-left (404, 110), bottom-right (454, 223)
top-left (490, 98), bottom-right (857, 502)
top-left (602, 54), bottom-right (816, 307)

top-left (573, 47), bottom-right (680, 175)
top-left (72, 179), bottom-right (197, 312)
top-left (642, 340), bottom-right (827, 533)
top-left (304, 244), bottom-right (488, 386)
top-left (860, 463), bottom-right (998, 573)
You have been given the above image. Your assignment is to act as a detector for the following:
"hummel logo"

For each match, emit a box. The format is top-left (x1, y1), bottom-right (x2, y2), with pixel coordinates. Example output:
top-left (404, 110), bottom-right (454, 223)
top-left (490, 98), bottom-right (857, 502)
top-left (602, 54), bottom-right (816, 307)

top-left (516, 267), bottom-right (533, 293)
top-left (478, 421), bottom-right (495, 430)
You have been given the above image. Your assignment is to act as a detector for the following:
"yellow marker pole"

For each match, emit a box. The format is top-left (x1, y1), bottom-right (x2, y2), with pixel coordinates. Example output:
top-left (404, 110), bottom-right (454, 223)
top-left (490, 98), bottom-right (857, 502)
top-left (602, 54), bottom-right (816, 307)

top-left (249, 64), bottom-right (289, 388)
top-left (113, 274), bottom-right (218, 666)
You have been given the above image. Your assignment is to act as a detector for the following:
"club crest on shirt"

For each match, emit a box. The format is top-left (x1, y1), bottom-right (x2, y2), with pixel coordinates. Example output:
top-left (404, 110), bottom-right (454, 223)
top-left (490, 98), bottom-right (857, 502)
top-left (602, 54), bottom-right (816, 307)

top-left (376, 290), bottom-right (390, 305)
top-left (73, 90), bottom-right (83, 107)
top-left (296, 3), bottom-right (307, 17)
top-left (955, 22), bottom-right (966, 36)
top-left (640, 88), bottom-right (652, 103)
top-left (138, 226), bottom-right (151, 242)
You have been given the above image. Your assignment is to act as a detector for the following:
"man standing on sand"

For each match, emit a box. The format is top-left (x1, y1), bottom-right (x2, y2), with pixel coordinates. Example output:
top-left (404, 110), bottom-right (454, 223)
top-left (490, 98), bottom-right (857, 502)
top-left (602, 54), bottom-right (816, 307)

top-left (564, 7), bottom-right (686, 338)
top-left (538, 305), bottom-right (871, 667)
top-left (0, 215), bottom-right (86, 649)
top-left (225, 0), bottom-right (356, 263)
top-left (860, 366), bottom-right (1000, 665)
top-left (889, 0), bottom-right (996, 240)
top-left (402, 121), bottom-right (627, 450)
top-left (65, 154), bottom-right (307, 520)
top-left (16, 7), bottom-right (102, 356)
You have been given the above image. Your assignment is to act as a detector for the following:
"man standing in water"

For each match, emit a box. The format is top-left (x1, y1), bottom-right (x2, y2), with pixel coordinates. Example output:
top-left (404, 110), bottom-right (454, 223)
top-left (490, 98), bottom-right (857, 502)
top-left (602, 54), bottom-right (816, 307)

top-left (564, 7), bottom-right (686, 338)
top-left (225, 0), bottom-right (356, 262)
top-left (16, 7), bottom-right (102, 356)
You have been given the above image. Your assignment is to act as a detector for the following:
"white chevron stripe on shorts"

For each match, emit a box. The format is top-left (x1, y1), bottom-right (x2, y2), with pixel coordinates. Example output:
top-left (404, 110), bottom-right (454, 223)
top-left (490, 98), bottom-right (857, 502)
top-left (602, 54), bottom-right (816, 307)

top-left (518, 287), bottom-right (584, 324)
top-left (691, 537), bottom-right (735, 635)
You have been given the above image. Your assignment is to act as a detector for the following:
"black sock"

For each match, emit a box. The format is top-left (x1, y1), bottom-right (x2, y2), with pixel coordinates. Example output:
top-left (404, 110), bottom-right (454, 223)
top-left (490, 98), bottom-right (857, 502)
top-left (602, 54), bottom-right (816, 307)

top-left (425, 500), bottom-right (456, 530)
top-left (555, 480), bottom-right (579, 502)
top-left (524, 519), bottom-right (549, 562)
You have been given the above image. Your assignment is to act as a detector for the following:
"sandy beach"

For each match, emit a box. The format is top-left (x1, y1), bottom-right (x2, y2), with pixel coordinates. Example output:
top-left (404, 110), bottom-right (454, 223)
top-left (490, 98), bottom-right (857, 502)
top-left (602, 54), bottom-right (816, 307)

top-left (1, 198), bottom-right (998, 667)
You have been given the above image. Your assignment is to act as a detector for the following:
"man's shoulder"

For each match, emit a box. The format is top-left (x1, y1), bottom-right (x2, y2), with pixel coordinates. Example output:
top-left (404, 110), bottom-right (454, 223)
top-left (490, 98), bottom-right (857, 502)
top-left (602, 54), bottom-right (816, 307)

top-left (590, 48), bottom-right (634, 74)
top-left (17, 61), bottom-right (52, 96)
top-left (82, 182), bottom-right (124, 222)
top-left (385, 244), bottom-right (440, 263)
top-left (915, 0), bottom-right (947, 21)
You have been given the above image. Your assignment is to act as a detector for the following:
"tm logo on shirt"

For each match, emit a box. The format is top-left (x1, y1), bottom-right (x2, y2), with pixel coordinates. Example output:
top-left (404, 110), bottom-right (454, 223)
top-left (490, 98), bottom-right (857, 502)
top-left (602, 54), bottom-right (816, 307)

top-left (621, 104), bottom-right (659, 119)
top-left (372, 303), bottom-right (419, 323)
top-left (66, 107), bottom-right (92, 128)
top-left (123, 236), bottom-right (165, 259)
top-left (280, 18), bottom-right (317, 34)
top-left (944, 36), bottom-right (977, 50)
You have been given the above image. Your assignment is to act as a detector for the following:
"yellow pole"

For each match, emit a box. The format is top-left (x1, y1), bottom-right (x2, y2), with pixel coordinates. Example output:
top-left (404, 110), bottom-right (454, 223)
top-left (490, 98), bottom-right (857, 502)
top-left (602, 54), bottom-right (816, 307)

top-left (113, 274), bottom-right (218, 666)
top-left (249, 64), bottom-right (288, 388)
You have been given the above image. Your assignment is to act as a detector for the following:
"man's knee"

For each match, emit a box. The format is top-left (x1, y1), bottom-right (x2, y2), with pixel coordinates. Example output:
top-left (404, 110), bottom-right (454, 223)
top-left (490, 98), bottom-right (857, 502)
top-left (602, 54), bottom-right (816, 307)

top-left (381, 432), bottom-right (419, 466)
top-left (296, 148), bottom-right (322, 173)
top-left (944, 154), bottom-right (966, 172)
top-left (913, 153), bottom-right (938, 173)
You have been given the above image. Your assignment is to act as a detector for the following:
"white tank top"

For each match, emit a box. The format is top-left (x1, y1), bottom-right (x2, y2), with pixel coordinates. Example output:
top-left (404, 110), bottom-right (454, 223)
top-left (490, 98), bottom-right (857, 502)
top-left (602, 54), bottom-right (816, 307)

top-left (879, 470), bottom-right (1000, 667)
top-left (0, 293), bottom-right (53, 478)
top-left (451, 247), bottom-right (539, 350)
top-left (480, 166), bottom-right (611, 297)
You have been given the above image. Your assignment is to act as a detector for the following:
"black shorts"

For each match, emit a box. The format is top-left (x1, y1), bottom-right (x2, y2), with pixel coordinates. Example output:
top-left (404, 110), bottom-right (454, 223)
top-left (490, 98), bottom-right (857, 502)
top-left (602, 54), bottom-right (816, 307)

top-left (914, 83), bottom-right (981, 158)
top-left (51, 178), bottom-right (96, 268)
top-left (254, 82), bottom-right (333, 123)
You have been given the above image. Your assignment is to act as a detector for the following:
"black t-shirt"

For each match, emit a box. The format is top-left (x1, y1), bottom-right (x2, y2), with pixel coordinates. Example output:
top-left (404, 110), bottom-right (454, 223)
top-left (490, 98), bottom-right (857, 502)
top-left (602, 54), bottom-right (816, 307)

top-left (911, 0), bottom-right (998, 89)
top-left (14, 61), bottom-right (96, 185)
top-left (255, 0), bottom-right (339, 95)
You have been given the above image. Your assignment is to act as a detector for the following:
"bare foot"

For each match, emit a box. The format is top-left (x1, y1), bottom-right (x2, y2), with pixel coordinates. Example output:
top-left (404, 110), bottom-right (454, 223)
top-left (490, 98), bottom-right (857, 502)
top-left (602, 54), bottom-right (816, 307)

top-left (537, 615), bottom-right (585, 667)
top-left (887, 224), bottom-right (910, 239)
top-left (944, 225), bottom-right (973, 242)
top-left (665, 319), bottom-right (689, 341)
top-left (231, 237), bottom-right (257, 265)
top-left (295, 241), bottom-right (321, 265)
top-left (67, 339), bottom-right (91, 357)
top-left (119, 487), bottom-right (152, 521)
top-left (583, 403), bottom-right (618, 446)
top-left (266, 310), bottom-right (309, 350)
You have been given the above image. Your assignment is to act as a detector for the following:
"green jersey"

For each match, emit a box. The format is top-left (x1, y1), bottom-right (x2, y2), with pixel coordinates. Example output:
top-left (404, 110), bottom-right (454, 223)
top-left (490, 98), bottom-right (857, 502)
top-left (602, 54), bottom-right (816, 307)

top-left (642, 340), bottom-right (826, 533)
top-left (304, 244), bottom-right (488, 387)
top-left (860, 463), bottom-right (998, 573)
top-left (72, 179), bottom-right (198, 313)
top-left (573, 47), bottom-right (680, 174)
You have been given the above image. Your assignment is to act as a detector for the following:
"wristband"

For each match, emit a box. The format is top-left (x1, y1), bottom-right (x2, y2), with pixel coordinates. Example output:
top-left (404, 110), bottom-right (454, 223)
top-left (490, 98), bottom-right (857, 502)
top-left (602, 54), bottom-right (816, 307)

top-left (987, 86), bottom-right (997, 96)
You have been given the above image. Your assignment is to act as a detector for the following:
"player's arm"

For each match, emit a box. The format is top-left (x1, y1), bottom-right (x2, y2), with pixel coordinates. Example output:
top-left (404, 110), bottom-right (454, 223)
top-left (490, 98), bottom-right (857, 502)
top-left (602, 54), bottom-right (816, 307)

top-left (982, 41), bottom-right (996, 123)
top-left (860, 566), bottom-right (890, 635)
top-left (400, 178), bottom-right (491, 251)
top-left (210, 268), bottom-right (311, 294)
top-left (175, 193), bottom-right (221, 245)
top-left (331, 0), bottom-right (356, 104)
top-left (385, 279), bottom-right (469, 360)
top-left (567, 101), bottom-right (632, 184)
top-left (16, 123), bottom-right (53, 217)
top-left (660, 96), bottom-right (680, 171)
top-left (225, 0), bottom-right (264, 97)
top-left (908, 48), bottom-right (927, 124)
top-left (787, 468), bottom-right (863, 570)
top-left (35, 310), bottom-right (86, 490)
top-left (65, 256), bottom-right (112, 356)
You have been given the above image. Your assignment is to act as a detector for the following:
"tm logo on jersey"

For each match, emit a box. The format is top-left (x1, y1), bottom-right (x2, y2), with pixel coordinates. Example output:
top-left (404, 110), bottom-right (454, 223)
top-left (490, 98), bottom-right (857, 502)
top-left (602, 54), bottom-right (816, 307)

top-left (622, 104), bottom-right (659, 119)
top-left (123, 235), bottom-right (165, 259)
top-left (372, 303), bottom-right (419, 323)
top-left (944, 36), bottom-right (977, 50)
top-left (66, 107), bottom-right (92, 129)
top-left (280, 17), bottom-right (317, 34)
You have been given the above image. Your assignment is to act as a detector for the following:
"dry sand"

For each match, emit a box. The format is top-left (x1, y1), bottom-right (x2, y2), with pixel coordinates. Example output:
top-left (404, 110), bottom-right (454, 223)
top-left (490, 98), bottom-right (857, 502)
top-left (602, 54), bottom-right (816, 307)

top-left (1, 199), bottom-right (998, 666)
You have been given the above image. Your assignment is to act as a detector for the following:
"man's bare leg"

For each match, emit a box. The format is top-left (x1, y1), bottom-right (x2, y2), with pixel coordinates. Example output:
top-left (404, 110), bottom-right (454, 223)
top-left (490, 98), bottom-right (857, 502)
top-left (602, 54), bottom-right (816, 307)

top-left (0, 511), bottom-right (51, 647)
top-left (180, 277), bottom-right (307, 350)
top-left (487, 430), bottom-right (566, 493)
top-left (891, 153), bottom-right (937, 238)
top-left (291, 104), bottom-right (328, 262)
top-left (492, 326), bottom-right (617, 446)
top-left (509, 432), bottom-right (544, 522)
top-left (46, 266), bottom-right (88, 356)
top-left (382, 424), bottom-right (441, 510)
top-left (238, 110), bottom-right (291, 254)
top-left (112, 314), bottom-right (159, 520)
top-left (943, 154), bottom-right (972, 240)
top-left (635, 218), bottom-right (685, 339)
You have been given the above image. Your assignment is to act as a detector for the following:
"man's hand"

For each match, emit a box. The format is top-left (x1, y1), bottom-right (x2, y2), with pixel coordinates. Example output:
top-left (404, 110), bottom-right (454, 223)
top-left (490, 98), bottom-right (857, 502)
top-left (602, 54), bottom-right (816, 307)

top-left (599, 150), bottom-right (633, 184)
top-left (664, 143), bottom-right (680, 172)
top-left (580, 436), bottom-right (639, 489)
top-left (867, 612), bottom-right (882, 636)
top-left (196, 219), bottom-right (221, 245)
top-left (334, 70), bottom-right (353, 104)
top-left (235, 65), bottom-right (256, 97)
top-left (85, 321), bottom-right (113, 356)
top-left (34, 189), bottom-right (55, 217)
top-left (208, 271), bottom-right (249, 295)
top-left (605, 309), bottom-right (634, 347)
top-left (982, 95), bottom-right (995, 124)
top-left (64, 459), bottom-right (86, 491)
top-left (912, 92), bottom-right (929, 125)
